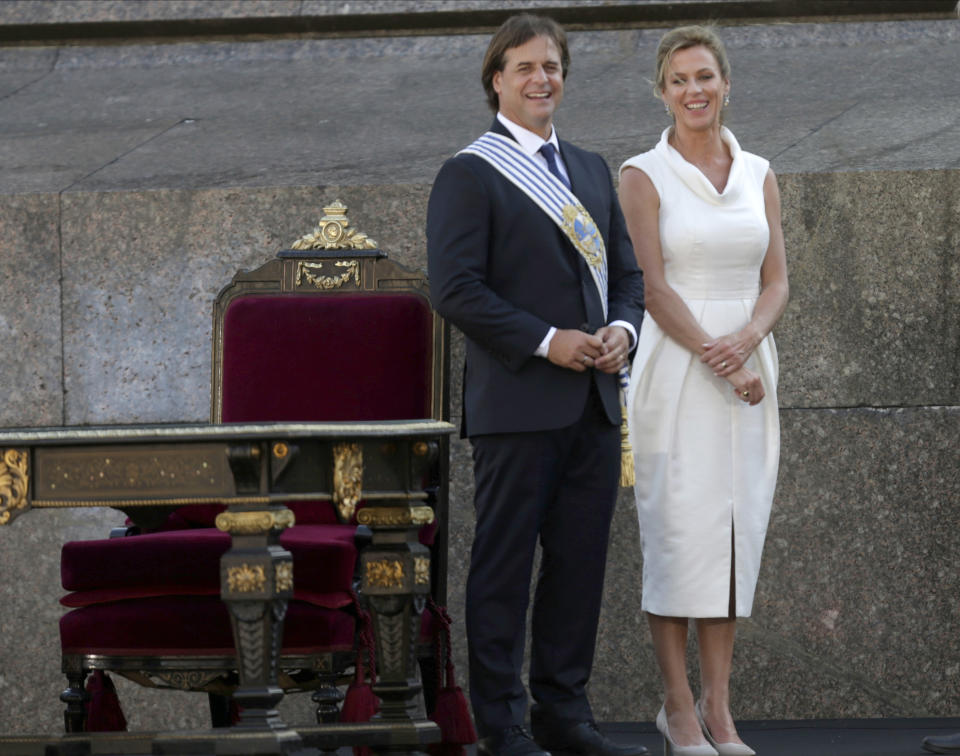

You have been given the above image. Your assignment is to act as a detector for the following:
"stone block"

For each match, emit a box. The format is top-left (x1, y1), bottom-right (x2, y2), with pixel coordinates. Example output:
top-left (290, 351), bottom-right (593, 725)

top-left (0, 193), bottom-right (63, 427)
top-left (776, 170), bottom-right (960, 409)
top-left (58, 184), bottom-right (430, 424)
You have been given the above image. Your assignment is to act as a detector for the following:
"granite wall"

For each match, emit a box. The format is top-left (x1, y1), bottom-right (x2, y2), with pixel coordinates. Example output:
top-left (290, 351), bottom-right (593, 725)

top-left (0, 167), bottom-right (957, 734)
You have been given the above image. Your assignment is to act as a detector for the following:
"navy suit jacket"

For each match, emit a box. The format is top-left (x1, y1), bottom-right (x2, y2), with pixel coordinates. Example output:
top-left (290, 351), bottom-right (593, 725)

top-left (427, 119), bottom-right (644, 437)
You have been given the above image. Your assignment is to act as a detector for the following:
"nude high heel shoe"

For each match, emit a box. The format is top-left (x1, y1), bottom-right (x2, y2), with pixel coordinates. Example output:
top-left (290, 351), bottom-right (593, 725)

top-left (656, 706), bottom-right (718, 756)
top-left (694, 701), bottom-right (756, 756)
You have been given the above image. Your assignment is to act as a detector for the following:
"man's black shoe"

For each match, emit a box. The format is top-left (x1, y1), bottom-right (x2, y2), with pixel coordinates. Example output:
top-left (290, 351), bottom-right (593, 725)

top-left (478, 726), bottom-right (552, 756)
top-left (534, 721), bottom-right (648, 756)
top-left (923, 732), bottom-right (960, 754)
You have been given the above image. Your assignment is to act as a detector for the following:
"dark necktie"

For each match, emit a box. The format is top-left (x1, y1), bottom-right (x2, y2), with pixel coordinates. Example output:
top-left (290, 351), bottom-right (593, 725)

top-left (539, 143), bottom-right (571, 190)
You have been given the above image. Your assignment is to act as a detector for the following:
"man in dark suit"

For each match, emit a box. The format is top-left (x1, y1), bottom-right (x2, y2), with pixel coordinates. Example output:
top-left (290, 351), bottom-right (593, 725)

top-left (426, 14), bottom-right (646, 756)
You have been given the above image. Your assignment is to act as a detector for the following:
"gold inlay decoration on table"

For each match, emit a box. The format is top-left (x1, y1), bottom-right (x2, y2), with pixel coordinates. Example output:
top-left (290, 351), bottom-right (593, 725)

top-left (290, 200), bottom-right (378, 251)
top-left (332, 442), bottom-right (362, 521)
top-left (34, 446), bottom-right (227, 499)
top-left (365, 558), bottom-right (405, 589)
top-left (275, 562), bottom-right (294, 592)
top-left (227, 564), bottom-right (266, 593)
top-left (414, 556), bottom-right (430, 586)
top-left (215, 509), bottom-right (295, 535)
top-left (356, 505), bottom-right (435, 528)
top-left (0, 448), bottom-right (29, 525)
top-left (33, 495), bottom-right (269, 509)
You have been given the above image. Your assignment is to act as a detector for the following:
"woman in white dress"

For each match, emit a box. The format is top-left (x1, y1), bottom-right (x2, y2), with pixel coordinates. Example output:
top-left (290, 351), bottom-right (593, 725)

top-left (618, 26), bottom-right (789, 756)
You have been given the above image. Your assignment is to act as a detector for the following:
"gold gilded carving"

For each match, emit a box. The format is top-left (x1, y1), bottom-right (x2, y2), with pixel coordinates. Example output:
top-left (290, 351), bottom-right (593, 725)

top-left (366, 559), bottom-right (405, 589)
top-left (414, 556), bottom-right (430, 586)
top-left (332, 442), bottom-right (362, 521)
top-left (356, 506), bottom-right (435, 528)
top-left (290, 200), bottom-right (378, 251)
top-left (275, 562), bottom-right (294, 592)
top-left (296, 259), bottom-right (360, 290)
top-left (150, 671), bottom-right (223, 691)
top-left (215, 508), bottom-right (295, 535)
top-left (0, 448), bottom-right (29, 525)
top-left (227, 564), bottom-right (266, 593)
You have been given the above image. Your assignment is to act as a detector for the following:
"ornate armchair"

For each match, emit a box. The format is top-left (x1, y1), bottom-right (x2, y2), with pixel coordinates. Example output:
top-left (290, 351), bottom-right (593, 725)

top-left (56, 203), bottom-right (452, 739)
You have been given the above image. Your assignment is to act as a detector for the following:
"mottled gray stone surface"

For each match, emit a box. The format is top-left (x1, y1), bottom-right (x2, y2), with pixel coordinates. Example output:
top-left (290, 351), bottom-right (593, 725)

top-left (0, 1), bottom-right (301, 24)
top-left (0, 0), bottom-right (730, 26)
top-left (0, 19), bottom-right (958, 196)
top-left (58, 184), bottom-right (430, 425)
top-left (776, 170), bottom-right (960, 409)
top-left (751, 406), bottom-right (960, 718)
top-left (0, 193), bottom-right (63, 427)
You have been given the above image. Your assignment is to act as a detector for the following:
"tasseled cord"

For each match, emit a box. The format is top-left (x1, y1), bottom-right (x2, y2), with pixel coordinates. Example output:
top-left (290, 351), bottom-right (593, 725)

top-left (84, 670), bottom-right (127, 732)
top-left (427, 598), bottom-right (477, 756)
top-left (617, 365), bottom-right (635, 487)
top-left (341, 602), bottom-right (380, 756)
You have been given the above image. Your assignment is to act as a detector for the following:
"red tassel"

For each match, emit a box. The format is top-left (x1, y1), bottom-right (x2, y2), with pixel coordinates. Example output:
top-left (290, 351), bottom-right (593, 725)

top-left (426, 600), bottom-right (477, 752)
top-left (432, 660), bottom-right (477, 745)
top-left (341, 673), bottom-right (379, 723)
top-left (341, 607), bottom-right (380, 756)
top-left (84, 670), bottom-right (127, 732)
top-left (432, 687), bottom-right (475, 744)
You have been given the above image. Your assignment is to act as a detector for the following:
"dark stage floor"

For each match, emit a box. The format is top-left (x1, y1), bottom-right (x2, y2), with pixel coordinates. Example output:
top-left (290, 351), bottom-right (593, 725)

top-left (584, 719), bottom-right (960, 756)
top-left (5, 719), bottom-right (960, 756)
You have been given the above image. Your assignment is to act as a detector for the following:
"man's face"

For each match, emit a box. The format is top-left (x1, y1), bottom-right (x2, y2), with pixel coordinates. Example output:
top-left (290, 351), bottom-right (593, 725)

top-left (493, 35), bottom-right (564, 139)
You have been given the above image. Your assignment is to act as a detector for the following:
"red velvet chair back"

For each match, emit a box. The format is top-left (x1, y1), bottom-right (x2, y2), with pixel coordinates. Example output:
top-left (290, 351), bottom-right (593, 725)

top-left (220, 293), bottom-right (433, 423)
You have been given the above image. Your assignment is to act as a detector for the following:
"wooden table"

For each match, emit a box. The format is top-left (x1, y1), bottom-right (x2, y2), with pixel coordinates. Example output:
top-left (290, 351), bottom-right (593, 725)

top-left (0, 420), bottom-right (455, 755)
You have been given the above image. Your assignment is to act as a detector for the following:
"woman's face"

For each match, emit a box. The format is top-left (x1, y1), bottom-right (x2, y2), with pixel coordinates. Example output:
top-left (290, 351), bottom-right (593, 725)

top-left (662, 44), bottom-right (729, 131)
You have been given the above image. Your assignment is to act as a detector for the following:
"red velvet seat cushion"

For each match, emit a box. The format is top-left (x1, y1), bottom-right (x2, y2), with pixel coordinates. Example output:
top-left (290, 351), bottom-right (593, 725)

top-left (60, 525), bottom-right (358, 608)
top-left (60, 595), bottom-right (355, 656)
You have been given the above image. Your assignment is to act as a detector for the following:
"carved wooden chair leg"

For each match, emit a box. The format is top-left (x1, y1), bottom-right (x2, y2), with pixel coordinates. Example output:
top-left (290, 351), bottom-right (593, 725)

top-left (311, 679), bottom-right (344, 724)
top-left (60, 669), bottom-right (89, 733)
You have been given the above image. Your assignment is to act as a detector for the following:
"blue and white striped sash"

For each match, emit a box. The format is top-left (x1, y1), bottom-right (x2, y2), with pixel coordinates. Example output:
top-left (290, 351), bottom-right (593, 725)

top-left (458, 132), bottom-right (609, 319)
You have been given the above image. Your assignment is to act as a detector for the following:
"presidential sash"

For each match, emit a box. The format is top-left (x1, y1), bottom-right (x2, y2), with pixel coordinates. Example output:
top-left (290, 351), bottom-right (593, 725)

top-left (458, 131), bottom-right (635, 486)
top-left (458, 132), bottom-right (609, 319)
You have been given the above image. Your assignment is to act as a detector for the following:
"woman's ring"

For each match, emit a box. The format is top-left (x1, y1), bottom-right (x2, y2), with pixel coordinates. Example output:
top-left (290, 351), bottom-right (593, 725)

top-left (721, 361), bottom-right (728, 368)
top-left (742, 390), bottom-right (750, 398)
top-left (582, 355), bottom-right (589, 365)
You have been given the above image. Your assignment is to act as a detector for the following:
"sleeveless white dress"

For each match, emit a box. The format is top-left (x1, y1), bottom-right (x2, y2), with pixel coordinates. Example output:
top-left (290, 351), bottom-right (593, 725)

top-left (620, 127), bottom-right (780, 618)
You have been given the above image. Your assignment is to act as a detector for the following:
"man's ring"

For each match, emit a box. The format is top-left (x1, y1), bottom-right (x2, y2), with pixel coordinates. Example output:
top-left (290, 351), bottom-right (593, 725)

top-left (742, 390), bottom-right (750, 398)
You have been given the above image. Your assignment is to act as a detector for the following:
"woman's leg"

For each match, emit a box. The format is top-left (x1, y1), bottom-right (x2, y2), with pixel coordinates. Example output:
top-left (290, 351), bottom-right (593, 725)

top-left (647, 613), bottom-right (709, 747)
top-left (695, 617), bottom-right (745, 745)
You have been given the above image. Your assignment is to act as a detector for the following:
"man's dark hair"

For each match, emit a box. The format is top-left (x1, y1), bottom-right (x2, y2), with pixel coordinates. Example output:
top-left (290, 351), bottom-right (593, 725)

top-left (481, 14), bottom-right (570, 113)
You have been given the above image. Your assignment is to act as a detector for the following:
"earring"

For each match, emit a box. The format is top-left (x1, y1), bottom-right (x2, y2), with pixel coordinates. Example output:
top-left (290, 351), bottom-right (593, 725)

top-left (724, 94), bottom-right (730, 107)
top-left (664, 103), bottom-right (671, 114)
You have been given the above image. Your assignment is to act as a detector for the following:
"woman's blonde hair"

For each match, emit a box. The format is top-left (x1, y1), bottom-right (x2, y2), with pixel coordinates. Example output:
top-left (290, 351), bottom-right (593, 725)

top-left (653, 25), bottom-right (731, 100)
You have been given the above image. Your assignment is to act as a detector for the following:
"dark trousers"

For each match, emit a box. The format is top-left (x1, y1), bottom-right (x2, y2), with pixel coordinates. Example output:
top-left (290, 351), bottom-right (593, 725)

top-left (465, 385), bottom-right (621, 737)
